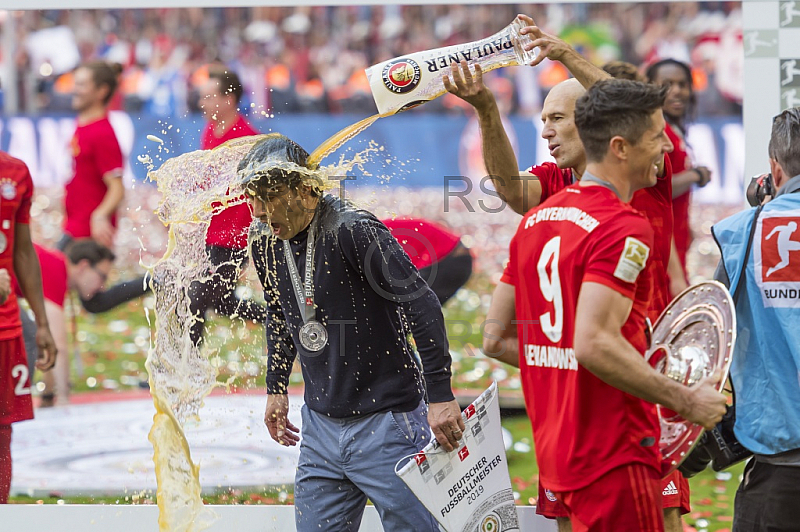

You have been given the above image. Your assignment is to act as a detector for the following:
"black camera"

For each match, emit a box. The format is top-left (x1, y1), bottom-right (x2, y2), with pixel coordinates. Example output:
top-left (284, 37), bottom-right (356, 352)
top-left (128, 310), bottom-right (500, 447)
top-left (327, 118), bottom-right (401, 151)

top-left (678, 405), bottom-right (753, 478)
top-left (746, 173), bottom-right (776, 207)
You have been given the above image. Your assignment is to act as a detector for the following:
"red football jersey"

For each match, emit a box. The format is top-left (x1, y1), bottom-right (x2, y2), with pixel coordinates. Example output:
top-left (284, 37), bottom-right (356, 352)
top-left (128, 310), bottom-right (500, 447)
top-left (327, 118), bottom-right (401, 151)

top-left (631, 155), bottom-right (674, 319)
top-left (529, 158), bottom-right (674, 320)
top-left (64, 116), bottom-right (123, 239)
top-left (382, 218), bottom-right (460, 270)
top-left (201, 114), bottom-right (259, 249)
top-left (34, 245), bottom-right (68, 308)
top-left (502, 183), bottom-right (660, 493)
top-left (665, 123), bottom-right (692, 270)
top-left (527, 162), bottom-right (574, 206)
top-left (0, 152), bottom-right (34, 341)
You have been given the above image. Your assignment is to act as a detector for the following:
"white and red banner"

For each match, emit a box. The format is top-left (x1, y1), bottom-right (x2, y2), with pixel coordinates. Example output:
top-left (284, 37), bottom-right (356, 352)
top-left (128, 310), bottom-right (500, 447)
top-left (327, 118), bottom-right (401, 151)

top-left (396, 382), bottom-right (519, 532)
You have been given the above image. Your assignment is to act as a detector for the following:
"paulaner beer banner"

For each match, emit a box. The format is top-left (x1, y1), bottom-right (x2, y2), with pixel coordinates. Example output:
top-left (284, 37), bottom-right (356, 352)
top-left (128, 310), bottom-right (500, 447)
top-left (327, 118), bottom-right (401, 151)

top-left (365, 17), bottom-right (535, 116)
top-left (396, 382), bottom-right (519, 532)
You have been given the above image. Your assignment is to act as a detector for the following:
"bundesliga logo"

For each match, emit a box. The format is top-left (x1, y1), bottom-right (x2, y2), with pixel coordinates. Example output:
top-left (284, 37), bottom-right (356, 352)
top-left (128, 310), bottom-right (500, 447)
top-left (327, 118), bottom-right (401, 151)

top-left (458, 446), bottom-right (470, 462)
top-left (381, 58), bottom-right (421, 94)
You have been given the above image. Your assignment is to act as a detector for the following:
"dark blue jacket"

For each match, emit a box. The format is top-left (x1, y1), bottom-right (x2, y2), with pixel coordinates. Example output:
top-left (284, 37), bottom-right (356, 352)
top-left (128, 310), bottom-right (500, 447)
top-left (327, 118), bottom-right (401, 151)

top-left (251, 194), bottom-right (454, 417)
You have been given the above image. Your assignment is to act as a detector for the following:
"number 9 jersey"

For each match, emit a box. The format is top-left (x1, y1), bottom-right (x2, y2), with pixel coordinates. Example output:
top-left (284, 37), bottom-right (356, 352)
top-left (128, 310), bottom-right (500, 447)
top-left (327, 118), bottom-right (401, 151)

top-left (501, 183), bottom-right (659, 494)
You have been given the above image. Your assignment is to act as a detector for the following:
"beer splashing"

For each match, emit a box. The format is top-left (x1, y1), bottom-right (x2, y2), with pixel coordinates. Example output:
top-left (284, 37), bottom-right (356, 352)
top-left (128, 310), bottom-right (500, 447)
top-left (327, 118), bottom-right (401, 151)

top-left (146, 135), bottom-right (269, 531)
top-left (307, 113), bottom-right (386, 169)
top-left (144, 117), bottom-right (386, 529)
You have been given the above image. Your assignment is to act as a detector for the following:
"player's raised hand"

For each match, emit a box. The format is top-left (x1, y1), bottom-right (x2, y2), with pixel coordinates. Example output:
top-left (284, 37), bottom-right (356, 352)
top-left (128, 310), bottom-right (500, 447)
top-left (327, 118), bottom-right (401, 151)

top-left (517, 14), bottom-right (573, 68)
top-left (264, 394), bottom-right (300, 446)
top-left (681, 369), bottom-right (728, 430)
top-left (443, 60), bottom-right (495, 111)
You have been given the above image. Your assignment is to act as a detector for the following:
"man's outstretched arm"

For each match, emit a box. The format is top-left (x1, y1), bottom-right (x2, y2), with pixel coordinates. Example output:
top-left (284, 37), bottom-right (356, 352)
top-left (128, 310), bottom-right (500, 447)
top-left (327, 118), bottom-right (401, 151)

top-left (444, 61), bottom-right (542, 214)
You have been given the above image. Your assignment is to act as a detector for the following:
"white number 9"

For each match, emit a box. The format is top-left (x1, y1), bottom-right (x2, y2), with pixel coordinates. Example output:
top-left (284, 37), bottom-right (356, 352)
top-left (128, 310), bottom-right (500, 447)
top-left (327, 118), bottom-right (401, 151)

top-left (537, 237), bottom-right (563, 343)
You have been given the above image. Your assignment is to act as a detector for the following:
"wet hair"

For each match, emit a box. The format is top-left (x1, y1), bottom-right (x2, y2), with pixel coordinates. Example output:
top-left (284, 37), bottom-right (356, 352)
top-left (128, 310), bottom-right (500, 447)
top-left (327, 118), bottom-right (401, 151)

top-left (769, 107), bottom-right (800, 178)
top-left (644, 58), bottom-right (696, 122)
top-left (602, 61), bottom-right (643, 81)
top-left (208, 68), bottom-right (244, 104)
top-left (78, 60), bottom-right (123, 105)
top-left (64, 239), bottom-right (116, 266)
top-left (238, 134), bottom-right (320, 197)
top-left (574, 79), bottom-right (668, 163)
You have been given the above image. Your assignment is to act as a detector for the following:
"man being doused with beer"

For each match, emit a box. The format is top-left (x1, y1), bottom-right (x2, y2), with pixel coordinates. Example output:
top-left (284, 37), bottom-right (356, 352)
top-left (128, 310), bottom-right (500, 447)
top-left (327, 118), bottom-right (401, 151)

top-left (241, 134), bottom-right (462, 531)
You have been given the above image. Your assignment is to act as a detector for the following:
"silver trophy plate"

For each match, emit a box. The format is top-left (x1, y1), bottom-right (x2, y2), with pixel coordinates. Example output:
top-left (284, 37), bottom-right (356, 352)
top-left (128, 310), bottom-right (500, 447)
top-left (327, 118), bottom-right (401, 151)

top-left (644, 281), bottom-right (736, 476)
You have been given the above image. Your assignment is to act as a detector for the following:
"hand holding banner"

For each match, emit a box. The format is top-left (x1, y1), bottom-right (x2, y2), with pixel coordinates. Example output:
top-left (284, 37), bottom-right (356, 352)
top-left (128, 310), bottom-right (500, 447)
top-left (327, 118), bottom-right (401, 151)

top-left (396, 382), bottom-right (520, 532)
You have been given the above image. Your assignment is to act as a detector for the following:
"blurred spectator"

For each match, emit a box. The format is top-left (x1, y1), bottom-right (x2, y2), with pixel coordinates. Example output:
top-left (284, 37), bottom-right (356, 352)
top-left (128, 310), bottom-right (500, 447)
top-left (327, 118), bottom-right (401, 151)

top-left (11, 4), bottom-right (742, 118)
top-left (192, 67), bottom-right (267, 346)
top-left (645, 58), bottom-right (712, 283)
top-left (17, 241), bottom-right (114, 407)
top-left (59, 60), bottom-right (149, 313)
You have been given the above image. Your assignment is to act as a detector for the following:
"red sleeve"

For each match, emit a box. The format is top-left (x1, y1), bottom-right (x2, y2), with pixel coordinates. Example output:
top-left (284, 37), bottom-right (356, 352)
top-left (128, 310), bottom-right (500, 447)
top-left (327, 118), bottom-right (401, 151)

top-left (15, 163), bottom-right (33, 224)
top-left (93, 123), bottom-right (124, 178)
top-left (528, 162), bottom-right (572, 204)
top-left (500, 231), bottom-right (518, 286)
top-left (583, 213), bottom-right (654, 300)
top-left (36, 246), bottom-right (68, 307)
top-left (653, 153), bottom-right (673, 207)
top-left (665, 124), bottom-right (689, 174)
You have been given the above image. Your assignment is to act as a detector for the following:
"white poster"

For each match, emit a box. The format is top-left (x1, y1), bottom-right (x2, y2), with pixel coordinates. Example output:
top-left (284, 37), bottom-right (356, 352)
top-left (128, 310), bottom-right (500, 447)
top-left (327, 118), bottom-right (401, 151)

top-left (396, 382), bottom-right (519, 532)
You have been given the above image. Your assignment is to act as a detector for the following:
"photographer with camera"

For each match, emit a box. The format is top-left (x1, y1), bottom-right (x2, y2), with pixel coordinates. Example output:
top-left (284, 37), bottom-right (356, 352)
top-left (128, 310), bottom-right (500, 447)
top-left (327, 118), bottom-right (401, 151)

top-left (710, 107), bottom-right (800, 532)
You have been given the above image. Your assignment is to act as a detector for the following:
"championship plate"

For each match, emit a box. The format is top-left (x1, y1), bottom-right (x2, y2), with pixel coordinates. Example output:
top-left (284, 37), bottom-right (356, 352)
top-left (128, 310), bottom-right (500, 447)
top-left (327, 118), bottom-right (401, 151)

top-left (644, 281), bottom-right (736, 476)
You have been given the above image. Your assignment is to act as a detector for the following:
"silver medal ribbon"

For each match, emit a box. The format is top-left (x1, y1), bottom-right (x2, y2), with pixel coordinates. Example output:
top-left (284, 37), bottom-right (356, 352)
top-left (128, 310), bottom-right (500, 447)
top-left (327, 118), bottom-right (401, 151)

top-left (283, 219), bottom-right (327, 352)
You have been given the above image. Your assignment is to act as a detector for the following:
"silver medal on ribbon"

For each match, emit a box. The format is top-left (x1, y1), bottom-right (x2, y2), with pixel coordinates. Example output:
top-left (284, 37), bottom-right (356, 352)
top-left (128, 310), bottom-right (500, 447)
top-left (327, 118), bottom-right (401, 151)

top-left (299, 320), bottom-right (327, 352)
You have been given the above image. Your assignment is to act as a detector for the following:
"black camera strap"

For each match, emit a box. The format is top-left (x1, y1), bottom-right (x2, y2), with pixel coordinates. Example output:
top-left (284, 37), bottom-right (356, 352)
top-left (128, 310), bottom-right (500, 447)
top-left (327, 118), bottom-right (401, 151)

top-left (725, 204), bottom-right (762, 439)
top-left (732, 204), bottom-right (763, 304)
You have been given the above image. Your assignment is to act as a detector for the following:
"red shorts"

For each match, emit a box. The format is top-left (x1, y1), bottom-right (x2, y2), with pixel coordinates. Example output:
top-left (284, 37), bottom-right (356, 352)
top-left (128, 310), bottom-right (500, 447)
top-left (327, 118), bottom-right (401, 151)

top-left (537, 467), bottom-right (689, 519)
top-left (0, 336), bottom-right (34, 425)
top-left (549, 463), bottom-right (664, 532)
top-left (661, 470), bottom-right (691, 514)
top-left (536, 481), bottom-right (569, 518)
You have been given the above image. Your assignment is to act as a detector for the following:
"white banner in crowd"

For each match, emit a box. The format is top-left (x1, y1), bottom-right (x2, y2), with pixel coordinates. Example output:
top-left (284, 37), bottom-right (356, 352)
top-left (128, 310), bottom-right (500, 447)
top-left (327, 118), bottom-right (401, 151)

top-left (396, 382), bottom-right (519, 532)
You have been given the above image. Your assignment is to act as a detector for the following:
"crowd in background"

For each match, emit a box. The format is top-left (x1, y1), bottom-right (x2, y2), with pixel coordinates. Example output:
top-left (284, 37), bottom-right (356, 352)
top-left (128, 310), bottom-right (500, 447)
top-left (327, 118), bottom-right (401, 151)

top-left (5, 2), bottom-right (743, 118)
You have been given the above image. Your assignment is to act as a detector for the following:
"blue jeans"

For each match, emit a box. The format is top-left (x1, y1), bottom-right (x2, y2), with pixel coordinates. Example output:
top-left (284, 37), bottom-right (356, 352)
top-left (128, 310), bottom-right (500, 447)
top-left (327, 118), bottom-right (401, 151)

top-left (294, 401), bottom-right (440, 532)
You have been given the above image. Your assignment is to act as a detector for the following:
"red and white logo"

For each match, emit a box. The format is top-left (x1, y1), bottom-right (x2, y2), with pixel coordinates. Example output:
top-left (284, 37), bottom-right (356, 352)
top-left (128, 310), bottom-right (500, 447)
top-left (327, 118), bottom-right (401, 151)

top-left (464, 404), bottom-right (476, 420)
top-left (381, 59), bottom-right (421, 94)
top-left (1, 181), bottom-right (16, 200)
top-left (414, 453), bottom-right (427, 466)
top-left (755, 211), bottom-right (800, 308)
top-left (458, 446), bottom-right (470, 462)
top-left (760, 216), bottom-right (800, 282)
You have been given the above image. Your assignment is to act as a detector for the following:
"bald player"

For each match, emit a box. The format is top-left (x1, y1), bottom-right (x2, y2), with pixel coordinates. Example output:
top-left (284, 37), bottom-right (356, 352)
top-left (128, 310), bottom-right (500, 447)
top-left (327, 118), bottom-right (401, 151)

top-left (445, 18), bottom-right (688, 532)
